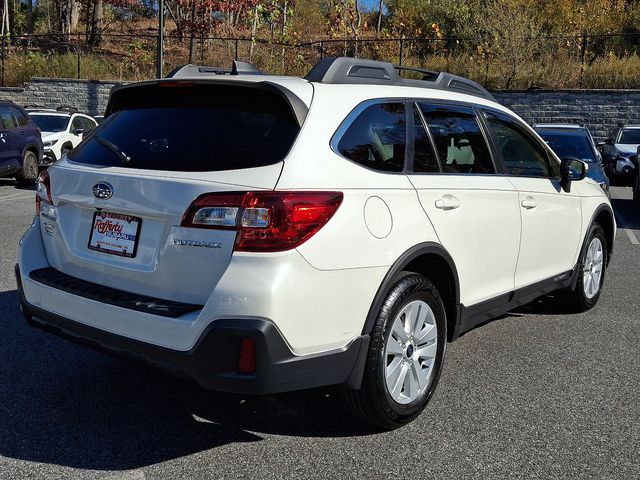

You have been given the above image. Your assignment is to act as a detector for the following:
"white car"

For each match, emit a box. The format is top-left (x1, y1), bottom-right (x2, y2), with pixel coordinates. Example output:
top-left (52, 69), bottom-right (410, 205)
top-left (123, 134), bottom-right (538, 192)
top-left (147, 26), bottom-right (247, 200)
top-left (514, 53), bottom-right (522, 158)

top-left (16, 58), bottom-right (614, 429)
top-left (27, 108), bottom-right (98, 165)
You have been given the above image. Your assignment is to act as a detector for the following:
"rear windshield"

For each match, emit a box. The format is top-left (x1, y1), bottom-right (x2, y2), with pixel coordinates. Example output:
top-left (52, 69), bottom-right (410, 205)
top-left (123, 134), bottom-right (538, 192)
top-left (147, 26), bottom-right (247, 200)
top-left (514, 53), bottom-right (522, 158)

top-left (68, 84), bottom-right (300, 171)
top-left (536, 129), bottom-right (597, 163)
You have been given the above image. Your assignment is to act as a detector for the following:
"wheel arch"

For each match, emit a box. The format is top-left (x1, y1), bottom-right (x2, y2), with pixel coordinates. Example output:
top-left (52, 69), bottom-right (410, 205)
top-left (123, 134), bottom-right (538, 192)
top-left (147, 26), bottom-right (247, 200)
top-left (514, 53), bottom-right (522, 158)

top-left (21, 142), bottom-right (41, 159)
top-left (362, 242), bottom-right (461, 342)
top-left (590, 203), bottom-right (615, 265)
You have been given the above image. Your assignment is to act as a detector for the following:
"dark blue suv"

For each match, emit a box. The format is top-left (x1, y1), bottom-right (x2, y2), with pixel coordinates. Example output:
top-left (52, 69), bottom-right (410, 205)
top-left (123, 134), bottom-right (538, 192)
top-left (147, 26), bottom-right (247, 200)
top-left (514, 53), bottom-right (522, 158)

top-left (0, 101), bottom-right (43, 185)
top-left (534, 123), bottom-right (610, 196)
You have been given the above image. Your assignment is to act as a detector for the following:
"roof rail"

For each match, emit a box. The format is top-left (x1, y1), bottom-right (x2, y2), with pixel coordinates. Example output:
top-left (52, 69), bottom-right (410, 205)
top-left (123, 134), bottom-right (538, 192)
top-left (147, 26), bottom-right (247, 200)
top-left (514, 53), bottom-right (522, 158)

top-left (304, 56), bottom-right (495, 101)
top-left (56, 105), bottom-right (79, 113)
top-left (166, 60), bottom-right (263, 78)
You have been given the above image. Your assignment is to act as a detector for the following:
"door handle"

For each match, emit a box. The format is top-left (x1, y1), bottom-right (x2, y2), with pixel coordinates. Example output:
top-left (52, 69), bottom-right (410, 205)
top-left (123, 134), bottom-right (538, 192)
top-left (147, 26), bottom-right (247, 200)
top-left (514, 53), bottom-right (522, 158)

top-left (435, 195), bottom-right (460, 210)
top-left (521, 196), bottom-right (537, 209)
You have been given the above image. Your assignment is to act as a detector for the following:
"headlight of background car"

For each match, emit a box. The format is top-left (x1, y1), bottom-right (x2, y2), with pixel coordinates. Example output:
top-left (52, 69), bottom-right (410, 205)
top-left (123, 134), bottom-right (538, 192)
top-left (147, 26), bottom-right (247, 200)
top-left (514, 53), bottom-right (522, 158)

top-left (43, 139), bottom-right (59, 148)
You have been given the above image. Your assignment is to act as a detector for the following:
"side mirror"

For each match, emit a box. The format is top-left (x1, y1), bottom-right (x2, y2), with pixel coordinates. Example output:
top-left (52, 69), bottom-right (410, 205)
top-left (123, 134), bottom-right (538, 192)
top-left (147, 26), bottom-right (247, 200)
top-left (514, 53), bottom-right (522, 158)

top-left (73, 128), bottom-right (84, 137)
top-left (605, 138), bottom-right (613, 145)
top-left (560, 157), bottom-right (587, 192)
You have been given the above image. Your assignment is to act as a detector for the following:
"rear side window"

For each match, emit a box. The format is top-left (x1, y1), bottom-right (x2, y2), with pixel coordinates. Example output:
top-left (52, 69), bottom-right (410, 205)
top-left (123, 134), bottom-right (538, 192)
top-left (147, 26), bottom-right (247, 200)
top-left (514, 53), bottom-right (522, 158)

top-left (0, 106), bottom-right (17, 129)
top-left (69, 84), bottom-right (300, 172)
top-left (419, 103), bottom-right (494, 174)
top-left (412, 105), bottom-right (440, 173)
top-left (10, 107), bottom-right (29, 127)
top-left (485, 110), bottom-right (557, 177)
top-left (335, 102), bottom-right (406, 172)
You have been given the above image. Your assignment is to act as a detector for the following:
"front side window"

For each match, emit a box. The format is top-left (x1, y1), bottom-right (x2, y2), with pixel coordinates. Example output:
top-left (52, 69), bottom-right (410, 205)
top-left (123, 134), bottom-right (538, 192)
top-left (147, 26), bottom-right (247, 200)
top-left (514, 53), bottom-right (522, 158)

top-left (336, 102), bottom-right (406, 172)
top-left (81, 117), bottom-right (97, 132)
top-left (419, 103), bottom-right (494, 174)
top-left (485, 111), bottom-right (557, 177)
top-left (71, 116), bottom-right (84, 132)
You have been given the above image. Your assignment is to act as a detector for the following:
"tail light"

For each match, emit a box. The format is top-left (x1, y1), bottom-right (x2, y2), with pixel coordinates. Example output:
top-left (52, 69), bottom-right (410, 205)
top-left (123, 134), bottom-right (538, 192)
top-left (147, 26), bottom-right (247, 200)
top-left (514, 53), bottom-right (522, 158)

top-left (35, 169), bottom-right (52, 215)
top-left (181, 191), bottom-right (343, 252)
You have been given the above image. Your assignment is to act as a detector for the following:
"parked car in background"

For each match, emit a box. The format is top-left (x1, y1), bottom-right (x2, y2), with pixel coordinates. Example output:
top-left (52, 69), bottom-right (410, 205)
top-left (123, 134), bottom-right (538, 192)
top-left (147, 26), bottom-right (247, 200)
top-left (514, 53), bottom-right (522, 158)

top-left (0, 100), bottom-right (43, 185)
top-left (534, 124), bottom-right (610, 196)
top-left (598, 124), bottom-right (640, 185)
top-left (27, 107), bottom-right (98, 165)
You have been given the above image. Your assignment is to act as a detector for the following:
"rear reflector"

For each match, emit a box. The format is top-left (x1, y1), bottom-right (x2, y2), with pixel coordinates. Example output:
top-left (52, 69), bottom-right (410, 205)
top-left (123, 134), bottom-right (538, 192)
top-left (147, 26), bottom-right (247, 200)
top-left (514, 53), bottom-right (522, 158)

top-left (181, 191), bottom-right (343, 252)
top-left (237, 338), bottom-right (256, 374)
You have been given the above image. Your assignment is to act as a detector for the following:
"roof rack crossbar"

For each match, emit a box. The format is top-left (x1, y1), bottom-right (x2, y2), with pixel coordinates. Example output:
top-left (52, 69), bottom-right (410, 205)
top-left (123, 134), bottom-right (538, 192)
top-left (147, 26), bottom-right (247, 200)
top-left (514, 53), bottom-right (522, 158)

top-left (304, 56), bottom-right (495, 101)
top-left (394, 65), bottom-right (439, 80)
top-left (166, 60), bottom-right (263, 79)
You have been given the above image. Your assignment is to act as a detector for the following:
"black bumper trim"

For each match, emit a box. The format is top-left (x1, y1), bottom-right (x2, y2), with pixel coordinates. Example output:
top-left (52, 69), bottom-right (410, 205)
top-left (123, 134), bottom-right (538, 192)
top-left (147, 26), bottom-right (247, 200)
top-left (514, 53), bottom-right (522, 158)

top-left (16, 265), bottom-right (367, 394)
top-left (29, 267), bottom-right (202, 318)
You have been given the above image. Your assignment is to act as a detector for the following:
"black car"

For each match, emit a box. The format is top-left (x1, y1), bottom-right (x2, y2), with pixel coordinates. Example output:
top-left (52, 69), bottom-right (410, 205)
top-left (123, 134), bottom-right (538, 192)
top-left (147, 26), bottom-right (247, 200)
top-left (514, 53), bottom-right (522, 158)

top-left (598, 124), bottom-right (640, 186)
top-left (534, 123), bottom-right (610, 195)
top-left (0, 101), bottom-right (43, 185)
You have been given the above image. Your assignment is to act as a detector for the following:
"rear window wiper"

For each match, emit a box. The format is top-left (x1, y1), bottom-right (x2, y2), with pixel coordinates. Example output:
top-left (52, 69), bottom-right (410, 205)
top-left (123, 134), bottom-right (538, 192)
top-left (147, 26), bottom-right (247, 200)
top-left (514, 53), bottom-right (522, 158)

top-left (95, 136), bottom-right (131, 164)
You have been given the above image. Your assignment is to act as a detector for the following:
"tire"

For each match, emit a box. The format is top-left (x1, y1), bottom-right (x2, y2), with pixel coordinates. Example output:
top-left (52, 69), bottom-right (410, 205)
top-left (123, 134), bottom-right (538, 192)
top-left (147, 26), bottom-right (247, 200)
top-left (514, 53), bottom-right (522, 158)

top-left (15, 150), bottom-right (39, 186)
top-left (565, 223), bottom-right (607, 312)
top-left (61, 146), bottom-right (72, 157)
top-left (343, 273), bottom-right (447, 430)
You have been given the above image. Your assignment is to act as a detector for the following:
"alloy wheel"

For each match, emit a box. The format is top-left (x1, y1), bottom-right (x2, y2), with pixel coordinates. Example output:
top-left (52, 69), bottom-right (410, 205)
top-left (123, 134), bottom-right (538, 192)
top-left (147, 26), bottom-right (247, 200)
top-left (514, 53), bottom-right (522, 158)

top-left (583, 237), bottom-right (604, 299)
top-left (384, 300), bottom-right (438, 404)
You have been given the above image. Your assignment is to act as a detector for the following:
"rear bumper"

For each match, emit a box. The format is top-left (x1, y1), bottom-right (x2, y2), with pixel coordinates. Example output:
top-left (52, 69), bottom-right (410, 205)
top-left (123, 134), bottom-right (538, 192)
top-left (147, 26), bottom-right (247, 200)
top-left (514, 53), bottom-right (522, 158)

top-left (15, 264), bottom-right (368, 394)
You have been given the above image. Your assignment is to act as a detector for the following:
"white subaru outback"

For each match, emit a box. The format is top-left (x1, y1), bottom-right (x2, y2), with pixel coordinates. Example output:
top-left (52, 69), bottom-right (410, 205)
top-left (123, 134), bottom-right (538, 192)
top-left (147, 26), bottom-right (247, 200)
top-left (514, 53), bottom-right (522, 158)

top-left (16, 58), bottom-right (614, 429)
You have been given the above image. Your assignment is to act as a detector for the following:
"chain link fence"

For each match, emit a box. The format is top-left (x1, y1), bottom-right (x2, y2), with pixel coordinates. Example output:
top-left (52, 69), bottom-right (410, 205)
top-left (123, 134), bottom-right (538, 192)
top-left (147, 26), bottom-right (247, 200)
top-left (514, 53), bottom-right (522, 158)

top-left (2, 32), bottom-right (640, 89)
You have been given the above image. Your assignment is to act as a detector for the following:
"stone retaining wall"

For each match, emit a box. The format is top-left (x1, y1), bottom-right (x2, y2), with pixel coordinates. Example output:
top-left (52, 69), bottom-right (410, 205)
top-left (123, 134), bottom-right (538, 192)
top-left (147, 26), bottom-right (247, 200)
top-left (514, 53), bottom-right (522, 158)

top-left (1, 79), bottom-right (639, 141)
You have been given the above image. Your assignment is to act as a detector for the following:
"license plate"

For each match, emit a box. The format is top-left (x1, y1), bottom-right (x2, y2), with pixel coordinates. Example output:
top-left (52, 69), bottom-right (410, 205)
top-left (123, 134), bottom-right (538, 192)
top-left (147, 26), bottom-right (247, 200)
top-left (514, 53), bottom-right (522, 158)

top-left (88, 211), bottom-right (142, 258)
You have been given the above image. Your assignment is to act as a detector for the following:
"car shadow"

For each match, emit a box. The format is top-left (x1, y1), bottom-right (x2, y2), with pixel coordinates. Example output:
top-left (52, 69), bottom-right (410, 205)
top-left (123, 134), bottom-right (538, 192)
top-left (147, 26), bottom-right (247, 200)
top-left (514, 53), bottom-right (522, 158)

top-left (0, 289), bottom-right (372, 472)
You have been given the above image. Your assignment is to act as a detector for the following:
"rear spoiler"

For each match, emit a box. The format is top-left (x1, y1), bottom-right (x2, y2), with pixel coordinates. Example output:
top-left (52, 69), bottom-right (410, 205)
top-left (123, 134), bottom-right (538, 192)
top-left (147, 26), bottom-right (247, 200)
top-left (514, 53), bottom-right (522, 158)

top-left (104, 79), bottom-right (309, 128)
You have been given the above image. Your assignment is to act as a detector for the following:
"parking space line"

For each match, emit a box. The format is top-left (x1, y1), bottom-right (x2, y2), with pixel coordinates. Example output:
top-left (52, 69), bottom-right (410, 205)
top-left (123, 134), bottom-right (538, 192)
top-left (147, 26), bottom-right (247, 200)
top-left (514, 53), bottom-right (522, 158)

top-left (615, 210), bottom-right (640, 245)
top-left (0, 191), bottom-right (32, 201)
top-left (0, 194), bottom-right (34, 202)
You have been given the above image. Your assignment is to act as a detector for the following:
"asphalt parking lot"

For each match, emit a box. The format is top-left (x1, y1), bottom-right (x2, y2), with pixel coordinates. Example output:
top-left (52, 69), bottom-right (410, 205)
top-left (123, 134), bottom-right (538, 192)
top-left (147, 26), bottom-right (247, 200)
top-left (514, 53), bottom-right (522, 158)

top-left (0, 178), bottom-right (638, 479)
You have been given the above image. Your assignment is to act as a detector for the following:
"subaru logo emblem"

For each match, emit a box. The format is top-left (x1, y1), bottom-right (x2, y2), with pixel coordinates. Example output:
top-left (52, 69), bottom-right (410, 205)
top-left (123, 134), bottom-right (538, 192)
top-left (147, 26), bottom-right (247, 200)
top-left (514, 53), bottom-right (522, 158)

top-left (92, 182), bottom-right (113, 200)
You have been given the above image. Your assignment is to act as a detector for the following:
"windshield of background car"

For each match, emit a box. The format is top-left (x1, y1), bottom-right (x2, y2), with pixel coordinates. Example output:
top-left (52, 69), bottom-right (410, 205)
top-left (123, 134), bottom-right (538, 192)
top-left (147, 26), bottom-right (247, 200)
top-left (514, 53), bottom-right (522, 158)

top-left (67, 83), bottom-right (300, 171)
top-left (536, 129), bottom-right (597, 163)
top-left (618, 129), bottom-right (640, 144)
top-left (29, 114), bottom-right (70, 132)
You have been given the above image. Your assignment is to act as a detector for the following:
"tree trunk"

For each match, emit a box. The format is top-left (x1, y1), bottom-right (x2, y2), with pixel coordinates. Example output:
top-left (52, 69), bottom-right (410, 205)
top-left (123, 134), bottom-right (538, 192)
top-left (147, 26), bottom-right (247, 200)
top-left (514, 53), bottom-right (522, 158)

top-left (89, 0), bottom-right (104, 47)
top-left (27, 0), bottom-right (33, 35)
top-left (71, 0), bottom-right (80, 30)
top-left (249, 4), bottom-right (258, 61)
top-left (377, 0), bottom-right (383, 35)
top-left (7, 0), bottom-right (15, 41)
top-left (188, 1), bottom-right (196, 63)
top-left (60, 0), bottom-right (72, 36)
